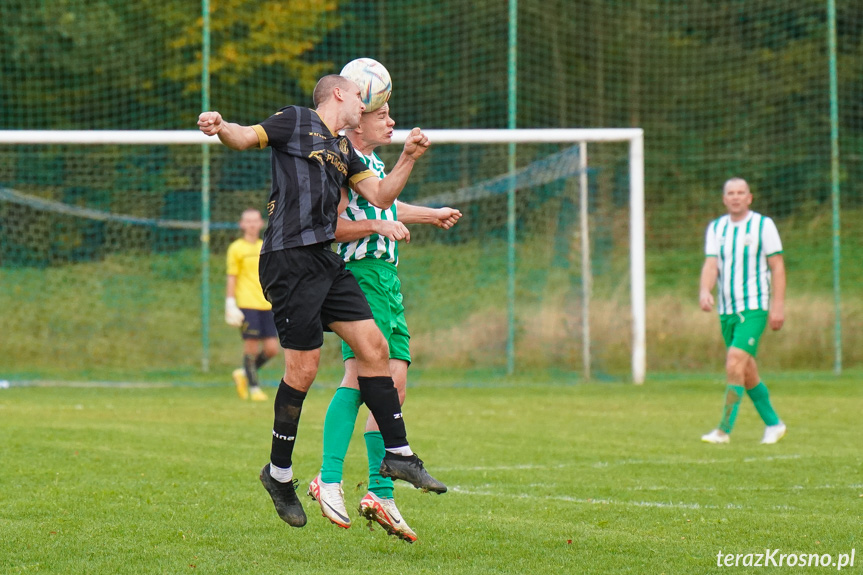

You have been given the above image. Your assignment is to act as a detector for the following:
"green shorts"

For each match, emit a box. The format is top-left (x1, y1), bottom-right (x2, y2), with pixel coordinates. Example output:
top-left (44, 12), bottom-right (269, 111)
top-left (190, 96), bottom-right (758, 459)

top-left (719, 310), bottom-right (768, 357)
top-left (341, 258), bottom-right (411, 363)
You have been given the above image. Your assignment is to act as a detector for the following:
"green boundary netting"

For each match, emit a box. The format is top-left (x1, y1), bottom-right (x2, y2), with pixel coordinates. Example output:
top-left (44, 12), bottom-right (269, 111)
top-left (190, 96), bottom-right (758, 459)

top-left (1, 1), bottom-right (861, 378)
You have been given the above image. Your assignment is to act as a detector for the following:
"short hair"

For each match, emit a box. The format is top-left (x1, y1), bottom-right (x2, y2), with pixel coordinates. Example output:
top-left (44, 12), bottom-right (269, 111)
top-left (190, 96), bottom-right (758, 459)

top-left (313, 74), bottom-right (354, 107)
top-left (722, 177), bottom-right (749, 194)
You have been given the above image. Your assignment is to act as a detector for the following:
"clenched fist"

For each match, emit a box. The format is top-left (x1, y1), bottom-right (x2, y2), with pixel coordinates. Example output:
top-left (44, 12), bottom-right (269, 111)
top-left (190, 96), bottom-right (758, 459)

top-left (198, 111), bottom-right (224, 136)
top-left (403, 127), bottom-right (430, 160)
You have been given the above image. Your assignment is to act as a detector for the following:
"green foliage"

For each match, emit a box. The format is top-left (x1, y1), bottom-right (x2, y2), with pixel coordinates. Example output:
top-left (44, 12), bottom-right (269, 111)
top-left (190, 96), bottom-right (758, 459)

top-left (167, 0), bottom-right (343, 121)
top-left (0, 1), bottom-right (192, 128)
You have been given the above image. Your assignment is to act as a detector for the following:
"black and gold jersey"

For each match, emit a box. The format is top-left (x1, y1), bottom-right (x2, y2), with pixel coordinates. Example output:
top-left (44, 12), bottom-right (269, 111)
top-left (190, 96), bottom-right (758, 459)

top-left (253, 106), bottom-right (375, 253)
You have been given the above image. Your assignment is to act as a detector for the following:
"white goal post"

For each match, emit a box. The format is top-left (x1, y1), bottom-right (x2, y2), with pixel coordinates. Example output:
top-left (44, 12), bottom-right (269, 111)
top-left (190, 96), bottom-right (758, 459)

top-left (0, 128), bottom-right (645, 383)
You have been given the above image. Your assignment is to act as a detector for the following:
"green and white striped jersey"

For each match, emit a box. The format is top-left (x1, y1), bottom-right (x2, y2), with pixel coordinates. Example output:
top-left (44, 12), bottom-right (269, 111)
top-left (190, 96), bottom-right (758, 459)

top-left (705, 211), bottom-right (782, 315)
top-left (337, 149), bottom-right (399, 265)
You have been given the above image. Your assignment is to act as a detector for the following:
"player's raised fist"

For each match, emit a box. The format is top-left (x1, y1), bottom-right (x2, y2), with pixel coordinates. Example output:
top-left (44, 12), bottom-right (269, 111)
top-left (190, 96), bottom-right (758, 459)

top-left (198, 111), bottom-right (223, 136)
top-left (432, 207), bottom-right (462, 230)
top-left (403, 127), bottom-right (430, 160)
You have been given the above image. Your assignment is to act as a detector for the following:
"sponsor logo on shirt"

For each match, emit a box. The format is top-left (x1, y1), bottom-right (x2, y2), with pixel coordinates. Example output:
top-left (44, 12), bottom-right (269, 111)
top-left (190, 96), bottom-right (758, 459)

top-left (308, 150), bottom-right (348, 176)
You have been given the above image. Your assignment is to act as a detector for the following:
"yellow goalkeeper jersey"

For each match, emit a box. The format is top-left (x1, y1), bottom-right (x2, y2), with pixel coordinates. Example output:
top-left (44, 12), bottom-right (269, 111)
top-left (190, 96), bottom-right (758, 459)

top-left (226, 238), bottom-right (271, 310)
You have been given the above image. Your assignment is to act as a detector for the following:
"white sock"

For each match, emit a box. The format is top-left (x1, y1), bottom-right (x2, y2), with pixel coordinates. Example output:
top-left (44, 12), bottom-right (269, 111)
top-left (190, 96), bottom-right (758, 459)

top-left (269, 464), bottom-right (293, 483)
top-left (385, 445), bottom-right (413, 457)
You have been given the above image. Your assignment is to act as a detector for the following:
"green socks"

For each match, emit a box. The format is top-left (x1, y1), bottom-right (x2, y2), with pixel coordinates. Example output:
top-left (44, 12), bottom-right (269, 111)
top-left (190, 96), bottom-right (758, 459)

top-left (320, 387), bottom-right (397, 499)
top-left (746, 382), bottom-right (780, 426)
top-left (365, 431), bottom-right (394, 499)
top-left (320, 387), bottom-right (362, 484)
top-left (718, 384), bottom-right (745, 433)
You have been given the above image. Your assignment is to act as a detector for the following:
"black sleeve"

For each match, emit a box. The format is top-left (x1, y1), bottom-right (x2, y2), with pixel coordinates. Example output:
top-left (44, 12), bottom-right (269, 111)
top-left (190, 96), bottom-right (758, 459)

top-left (254, 106), bottom-right (297, 149)
top-left (346, 143), bottom-right (374, 179)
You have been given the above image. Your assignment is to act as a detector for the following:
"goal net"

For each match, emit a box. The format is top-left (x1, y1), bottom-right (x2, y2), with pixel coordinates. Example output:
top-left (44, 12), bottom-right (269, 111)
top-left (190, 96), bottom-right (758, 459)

top-left (0, 130), bottom-right (644, 382)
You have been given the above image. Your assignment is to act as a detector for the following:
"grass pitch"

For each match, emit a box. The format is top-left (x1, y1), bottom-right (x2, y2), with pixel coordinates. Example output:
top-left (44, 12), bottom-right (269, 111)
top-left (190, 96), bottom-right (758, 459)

top-left (1, 373), bottom-right (861, 574)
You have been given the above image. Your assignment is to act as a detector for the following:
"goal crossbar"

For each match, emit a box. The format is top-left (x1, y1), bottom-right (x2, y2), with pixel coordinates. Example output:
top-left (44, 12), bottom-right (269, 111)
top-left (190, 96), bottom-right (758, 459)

top-left (0, 128), bottom-right (642, 145)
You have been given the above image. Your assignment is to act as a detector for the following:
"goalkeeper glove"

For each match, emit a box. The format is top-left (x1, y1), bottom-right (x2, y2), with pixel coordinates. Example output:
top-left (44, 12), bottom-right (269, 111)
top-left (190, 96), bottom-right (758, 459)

top-left (225, 297), bottom-right (245, 327)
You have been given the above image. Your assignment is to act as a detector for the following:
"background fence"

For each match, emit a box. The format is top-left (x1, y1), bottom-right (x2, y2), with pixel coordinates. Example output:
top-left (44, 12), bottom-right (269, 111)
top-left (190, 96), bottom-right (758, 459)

top-left (1, 0), bottom-right (861, 379)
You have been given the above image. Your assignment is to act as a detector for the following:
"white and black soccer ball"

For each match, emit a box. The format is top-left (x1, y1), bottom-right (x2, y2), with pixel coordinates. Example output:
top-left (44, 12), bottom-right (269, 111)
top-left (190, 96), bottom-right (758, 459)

top-left (340, 58), bottom-right (392, 112)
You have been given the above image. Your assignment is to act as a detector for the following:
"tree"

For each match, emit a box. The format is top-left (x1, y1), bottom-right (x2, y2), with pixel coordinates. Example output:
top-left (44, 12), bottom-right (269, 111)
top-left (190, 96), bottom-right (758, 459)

top-left (166, 0), bottom-right (343, 123)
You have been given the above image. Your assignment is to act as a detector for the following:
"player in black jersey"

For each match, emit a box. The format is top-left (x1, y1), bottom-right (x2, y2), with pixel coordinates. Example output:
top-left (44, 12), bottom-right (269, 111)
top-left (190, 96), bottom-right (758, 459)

top-left (198, 75), bottom-right (445, 529)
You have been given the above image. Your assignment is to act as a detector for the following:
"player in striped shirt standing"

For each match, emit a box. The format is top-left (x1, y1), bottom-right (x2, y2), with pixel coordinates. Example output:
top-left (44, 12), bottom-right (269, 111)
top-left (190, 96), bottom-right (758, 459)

top-left (699, 177), bottom-right (787, 445)
top-left (307, 102), bottom-right (461, 542)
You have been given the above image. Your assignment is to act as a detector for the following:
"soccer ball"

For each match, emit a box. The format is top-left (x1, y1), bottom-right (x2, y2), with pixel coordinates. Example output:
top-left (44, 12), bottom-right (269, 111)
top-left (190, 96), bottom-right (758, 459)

top-left (340, 58), bottom-right (392, 112)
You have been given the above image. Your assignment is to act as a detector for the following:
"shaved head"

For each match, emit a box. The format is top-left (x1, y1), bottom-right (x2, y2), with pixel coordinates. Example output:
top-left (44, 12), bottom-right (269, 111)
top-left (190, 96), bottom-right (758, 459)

top-left (723, 177), bottom-right (749, 194)
top-left (313, 74), bottom-right (357, 107)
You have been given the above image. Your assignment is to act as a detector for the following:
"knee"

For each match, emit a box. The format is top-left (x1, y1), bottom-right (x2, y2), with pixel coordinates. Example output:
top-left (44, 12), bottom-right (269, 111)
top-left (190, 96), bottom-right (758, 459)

top-left (358, 331), bottom-right (389, 364)
top-left (744, 360), bottom-right (760, 385)
top-left (373, 336), bottom-right (389, 364)
top-left (285, 358), bottom-right (318, 389)
top-left (725, 349), bottom-right (749, 376)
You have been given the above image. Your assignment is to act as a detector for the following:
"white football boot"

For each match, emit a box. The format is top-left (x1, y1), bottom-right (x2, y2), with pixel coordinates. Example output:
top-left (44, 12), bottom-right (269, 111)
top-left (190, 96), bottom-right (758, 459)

top-left (760, 422), bottom-right (787, 445)
top-left (308, 474), bottom-right (351, 528)
top-left (359, 491), bottom-right (417, 543)
top-left (701, 429), bottom-right (730, 444)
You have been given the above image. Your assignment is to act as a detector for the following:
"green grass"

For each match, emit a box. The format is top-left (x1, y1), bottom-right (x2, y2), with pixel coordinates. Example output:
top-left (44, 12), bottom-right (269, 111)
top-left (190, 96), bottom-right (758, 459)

top-left (2, 373), bottom-right (861, 574)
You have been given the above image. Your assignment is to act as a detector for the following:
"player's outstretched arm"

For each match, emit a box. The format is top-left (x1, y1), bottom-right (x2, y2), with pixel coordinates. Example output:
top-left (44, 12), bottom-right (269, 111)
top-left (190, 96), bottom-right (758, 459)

top-left (335, 217), bottom-right (410, 243)
top-left (698, 257), bottom-right (718, 312)
top-left (767, 254), bottom-right (785, 330)
top-left (396, 201), bottom-right (462, 229)
top-left (334, 189), bottom-right (411, 243)
top-left (197, 111), bottom-right (260, 151)
top-left (353, 127), bottom-right (430, 209)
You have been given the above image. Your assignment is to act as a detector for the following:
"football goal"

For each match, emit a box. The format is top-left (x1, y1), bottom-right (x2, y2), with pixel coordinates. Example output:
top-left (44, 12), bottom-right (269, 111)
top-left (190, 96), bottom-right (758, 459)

top-left (0, 128), bottom-right (644, 383)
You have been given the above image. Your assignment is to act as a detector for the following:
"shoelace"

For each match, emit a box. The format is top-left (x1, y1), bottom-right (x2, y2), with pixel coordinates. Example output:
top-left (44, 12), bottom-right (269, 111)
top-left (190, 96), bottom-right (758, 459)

top-left (320, 481), bottom-right (345, 502)
top-left (381, 498), bottom-right (403, 521)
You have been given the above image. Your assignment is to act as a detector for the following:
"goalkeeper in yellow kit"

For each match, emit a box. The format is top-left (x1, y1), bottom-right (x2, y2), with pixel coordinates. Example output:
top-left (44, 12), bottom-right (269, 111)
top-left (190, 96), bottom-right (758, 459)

top-left (225, 208), bottom-right (279, 401)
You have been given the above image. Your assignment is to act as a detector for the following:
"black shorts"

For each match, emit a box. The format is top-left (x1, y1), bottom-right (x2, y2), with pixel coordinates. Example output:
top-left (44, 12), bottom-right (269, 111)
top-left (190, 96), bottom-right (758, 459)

top-left (239, 308), bottom-right (278, 340)
top-left (259, 243), bottom-right (374, 350)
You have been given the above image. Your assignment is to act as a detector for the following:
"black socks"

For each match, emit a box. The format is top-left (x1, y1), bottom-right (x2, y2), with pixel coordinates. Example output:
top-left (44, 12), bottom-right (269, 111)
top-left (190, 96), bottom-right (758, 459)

top-left (357, 375), bottom-right (408, 449)
top-left (269, 381), bottom-right (307, 469)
